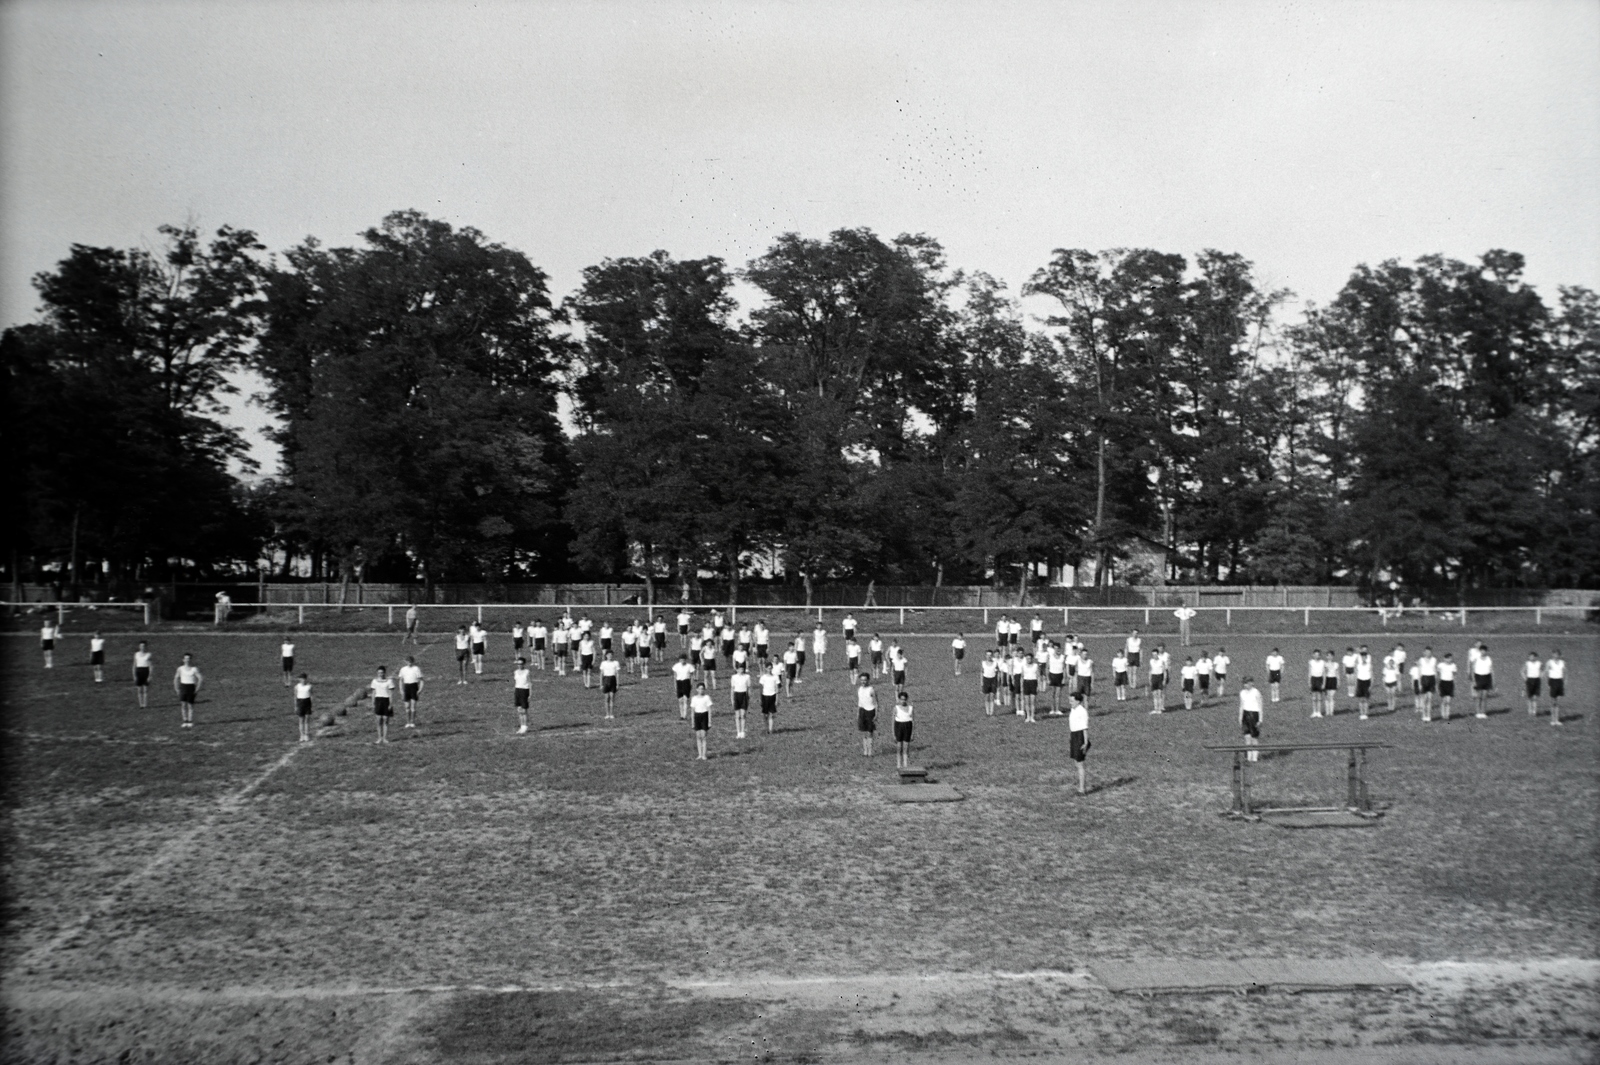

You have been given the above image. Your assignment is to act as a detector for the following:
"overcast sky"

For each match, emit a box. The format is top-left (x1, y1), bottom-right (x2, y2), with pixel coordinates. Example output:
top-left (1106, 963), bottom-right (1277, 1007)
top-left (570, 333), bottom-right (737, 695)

top-left (3, 0), bottom-right (1597, 472)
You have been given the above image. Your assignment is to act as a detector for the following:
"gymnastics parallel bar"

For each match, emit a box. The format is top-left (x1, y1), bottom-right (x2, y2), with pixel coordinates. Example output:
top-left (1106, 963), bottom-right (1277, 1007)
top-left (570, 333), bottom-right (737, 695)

top-left (1204, 741), bottom-right (1394, 819)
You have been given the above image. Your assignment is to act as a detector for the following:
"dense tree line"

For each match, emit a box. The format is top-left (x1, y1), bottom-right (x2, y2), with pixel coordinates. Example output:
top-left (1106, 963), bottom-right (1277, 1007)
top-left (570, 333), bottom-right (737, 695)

top-left (5, 211), bottom-right (1596, 599)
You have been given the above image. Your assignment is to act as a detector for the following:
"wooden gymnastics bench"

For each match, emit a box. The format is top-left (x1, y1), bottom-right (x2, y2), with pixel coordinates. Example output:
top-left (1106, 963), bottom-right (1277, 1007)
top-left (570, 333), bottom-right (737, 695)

top-left (1203, 741), bottom-right (1392, 823)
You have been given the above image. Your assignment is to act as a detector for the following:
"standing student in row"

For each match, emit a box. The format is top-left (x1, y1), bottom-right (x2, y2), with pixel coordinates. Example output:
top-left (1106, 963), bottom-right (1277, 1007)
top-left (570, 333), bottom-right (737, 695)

top-left (759, 664), bottom-right (781, 733)
top-left (1068, 694), bottom-right (1090, 795)
top-left (512, 657), bottom-right (531, 733)
top-left (729, 662), bottom-right (751, 739)
top-left (174, 653), bottom-right (202, 729)
top-left (41, 618), bottom-right (59, 669)
top-left (280, 636), bottom-right (296, 687)
top-left (672, 654), bottom-right (696, 718)
top-left (951, 633), bottom-right (966, 675)
top-left (1471, 644), bottom-right (1493, 719)
top-left (856, 672), bottom-right (878, 756)
top-left (1147, 645), bottom-right (1168, 714)
top-left (1265, 648), bottom-right (1284, 703)
top-left (1546, 650), bottom-right (1566, 724)
top-left (981, 650), bottom-right (999, 716)
top-left (1124, 629), bottom-right (1142, 686)
top-left (893, 692), bottom-right (915, 769)
top-left (600, 650), bottom-right (620, 720)
top-left (132, 641), bottom-right (152, 708)
top-left (399, 655), bottom-right (424, 729)
top-left (294, 673), bottom-right (314, 742)
top-left (89, 632), bottom-right (105, 683)
top-left (369, 665), bottom-right (394, 744)
top-left (690, 682), bottom-right (712, 761)
top-left (1238, 677), bottom-right (1263, 763)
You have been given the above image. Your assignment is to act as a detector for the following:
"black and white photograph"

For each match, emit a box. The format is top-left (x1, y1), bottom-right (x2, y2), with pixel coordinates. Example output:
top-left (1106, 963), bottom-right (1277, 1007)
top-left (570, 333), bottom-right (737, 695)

top-left (2, 2), bottom-right (1597, 1062)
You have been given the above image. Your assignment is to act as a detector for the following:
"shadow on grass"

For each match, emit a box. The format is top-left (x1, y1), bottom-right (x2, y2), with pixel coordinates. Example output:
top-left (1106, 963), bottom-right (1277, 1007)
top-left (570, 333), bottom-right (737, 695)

top-left (1082, 774), bottom-right (1138, 796)
top-left (770, 726), bottom-right (813, 735)
top-left (1554, 712), bottom-right (1582, 723)
top-left (925, 760), bottom-right (965, 771)
top-left (711, 748), bottom-right (758, 759)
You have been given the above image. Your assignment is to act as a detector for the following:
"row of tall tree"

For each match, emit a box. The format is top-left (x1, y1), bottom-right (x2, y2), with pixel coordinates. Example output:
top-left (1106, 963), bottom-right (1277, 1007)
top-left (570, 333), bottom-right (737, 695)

top-left (5, 211), bottom-right (1596, 597)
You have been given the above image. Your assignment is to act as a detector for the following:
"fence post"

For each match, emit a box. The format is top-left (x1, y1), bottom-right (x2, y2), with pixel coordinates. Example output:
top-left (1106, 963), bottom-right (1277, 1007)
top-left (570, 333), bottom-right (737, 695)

top-left (388, 605), bottom-right (394, 626)
top-left (1226, 608), bottom-right (1231, 627)
top-left (899, 607), bottom-right (905, 626)
top-left (1144, 608), bottom-right (1150, 626)
top-left (57, 603), bottom-right (65, 630)
top-left (817, 606), bottom-right (822, 622)
top-left (1535, 607), bottom-right (1541, 626)
top-left (1460, 608), bottom-right (1467, 627)
top-left (478, 605), bottom-right (483, 624)
top-left (1303, 608), bottom-right (1309, 627)
top-left (983, 607), bottom-right (988, 625)
top-left (298, 604), bottom-right (304, 625)
top-left (1064, 607), bottom-right (1070, 630)
top-left (143, 601), bottom-right (150, 627)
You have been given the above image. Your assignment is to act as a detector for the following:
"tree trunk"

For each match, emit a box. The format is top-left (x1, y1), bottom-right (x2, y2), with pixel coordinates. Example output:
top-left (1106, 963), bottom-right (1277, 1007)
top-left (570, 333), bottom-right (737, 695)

top-left (643, 573), bottom-right (654, 606)
top-left (1018, 563), bottom-right (1031, 607)
top-left (338, 558), bottom-right (351, 613)
top-left (69, 507), bottom-right (80, 595)
top-left (727, 555), bottom-right (739, 606)
top-left (1092, 432), bottom-right (1107, 588)
top-left (803, 571), bottom-right (813, 609)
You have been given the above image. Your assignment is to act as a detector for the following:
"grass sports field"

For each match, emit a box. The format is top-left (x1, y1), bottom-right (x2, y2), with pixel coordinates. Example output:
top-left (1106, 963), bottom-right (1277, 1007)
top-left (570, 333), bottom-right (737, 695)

top-left (3, 625), bottom-right (1597, 1064)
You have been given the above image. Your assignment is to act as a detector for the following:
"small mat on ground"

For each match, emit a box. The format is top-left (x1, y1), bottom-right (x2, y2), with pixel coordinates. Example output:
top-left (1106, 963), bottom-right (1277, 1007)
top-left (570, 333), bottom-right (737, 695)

top-left (1093, 957), bottom-right (1410, 993)
top-left (878, 783), bottom-right (963, 803)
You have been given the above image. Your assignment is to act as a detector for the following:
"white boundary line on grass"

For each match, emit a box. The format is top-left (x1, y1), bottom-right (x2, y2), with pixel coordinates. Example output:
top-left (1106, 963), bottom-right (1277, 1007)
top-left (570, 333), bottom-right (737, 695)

top-left (9, 744), bottom-right (305, 974)
top-left (6, 960), bottom-right (1596, 1006)
top-left (3, 631), bottom-right (1592, 640)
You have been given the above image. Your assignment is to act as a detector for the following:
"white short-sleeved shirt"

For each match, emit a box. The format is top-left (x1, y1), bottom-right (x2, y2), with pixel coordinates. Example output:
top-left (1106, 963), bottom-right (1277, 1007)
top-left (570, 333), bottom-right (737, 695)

top-left (672, 661), bottom-right (695, 682)
top-left (622, 629), bottom-right (636, 646)
top-left (1266, 654), bottom-right (1284, 672)
top-left (1382, 659), bottom-right (1399, 684)
top-left (894, 700), bottom-right (913, 723)
top-left (846, 642), bottom-right (862, 660)
top-left (1068, 704), bottom-right (1088, 731)
top-left (1418, 655), bottom-right (1437, 676)
top-left (731, 671), bottom-right (751, 693)
top-left (1474, 655), bottom-right (1493, 676)
top-left (456, 632), bottom-right (471, 650)
top-left (1148, 654), bottom-right (1166, 675)
top-left (399, 664), bottom-right (423, 685)
top-left (1197, 657), bottom-right (1213, 676)
top-left (1213, 654), bottom-right (1229, 674)
top-left (653, 620), bottom-right (666, 634)
top-left (1181, 664), bottom-right (1198, 682)
top-left (691, 693), bottom-right (713, 716)
top-left (512, 625), bottom-right (524, 638)
top-left (870, 638), bottom-right (883, 654)
top-left (91, 636), bottom-right (105, 652)
top-left (1524, 659), bottom-right (1542, 679)
top-left (513, 668), bottom-right (531, 689)
top-left (552, 627), bottom-right (568, 644)
top-left (1356, 656), bottom-right (1373, 681)
top-left (1022, 660), bottom-right (1039, 680)
top-left (1112, 654), bottom-right (1127, 674)
top-left (1392, 648), bottom-right (1406, 667)
top-left (1048, 651), bottom-right (1065, 674)
top-left (1126, 635), bottom-right (1142, 654)
top-left (370, 677), bottom-right (393, 698)
top-left (1309, 658), bottom-right (1326, 677)
top-left (1078, 657), bottom-right (1093, 678)
top-left (1547, 658), bottom-right (1565, 679)
top-left (601, 659), bottom-right (620, 678)
top-left (952, 638), bottom-right (965, 651)
top-left (176, 664), bottom-right (200, 685)
top-left (295, 681), bottom-right (312, 700)
top-left (759, 673), bottom-right (780, 696)
top-left (783, 649), bottom-right (797, 665)
top-left (857, 686), bottom-right (877, 711)
top-left (577, 638), bottom-right (594, 657)
top-left (1239, 687), bottom-right (1263, 716)
top-left (981, 659), bottom-right (997, 678)
top-left (1342, 653), bottom-right (1357, 671)
top-left (599, 625), bottom-right (613, 640)
top-left (1437, 661), bottom-right (1458, 681)
top-left (677, 612), bottom-right (691, 628)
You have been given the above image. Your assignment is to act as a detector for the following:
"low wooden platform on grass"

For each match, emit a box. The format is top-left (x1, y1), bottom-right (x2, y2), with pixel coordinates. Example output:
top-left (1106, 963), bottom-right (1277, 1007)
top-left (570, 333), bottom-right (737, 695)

top-left (879, 782), bottom-right (963, 802)
top-left (1093, 956), bottom-right (1411, 995)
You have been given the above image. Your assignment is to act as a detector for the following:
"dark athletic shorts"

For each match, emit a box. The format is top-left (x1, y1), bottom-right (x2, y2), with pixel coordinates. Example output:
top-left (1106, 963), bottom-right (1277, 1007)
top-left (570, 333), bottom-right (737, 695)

top-left (1439, 680), bottom-right (1455, 697)
top-left (858, 709), bottom-right (876, 733)
top-left (848, 657), bottom-right (859, 672)
top-left (677, 679), bottom-right (692, 698)
top-left (1182, 679), bottom-right (1195, 693)
top-left (514, 688), bottom-right (529, 708)
top-left (733, 691), bottom-right (748, 710)
top-left (785, 663), bottom-right (797, 679)
top-left (179, 683), bottom-right (196, 704)
top-left (91, 650), bottom-right (105, 665)
top-left (601, 638), bottom-right (612, 652)
top-left (296, 698), bottom-right (312, 716)
top-left (457, 649), bottom-right (470, 661)
top-left (1149, 674), bottom-right (1165, 691)
top-left (872, 651), bottom-right (884, 666)
top-left (403, 683), bottom-right (419, 702)
top-left (1010, 674), bottom-right (1022, 692)
top-left (1550, 678), bottom-right (1565, 698)
top-left (1268, 670), bottom-right (1281, 684)
top-left (602, 676), bottom-right (617, 693)
top-left (1420, 675), bottom-right (1436, 693)
top-left (701, 658), bottom-right (716, 674)
top-left (135, 667), bottom-right (150, 687)
top-left (1356, 678), bottom-right (1372, 698)
top-left (1127, 651), bottom-right (1140, 667)
top-left (581, 654), bottom-right (594, 670)
top-left (1198, 675), bottom-right (1210, 692)
top-left (625, 643), bottom-right (636, 659)
top-left (797, 651), bottom-right (806, 667)
top-left (1114, 671), bottom-right (1127, 686)
top-left (1079, 678), bottom-right (1093, 698)
top-left (982, 676), bottom-right (996, 694)
top-left (679, 624), bottom-right (689, 635)
top-left (1241, 710), bottom-right (1260, 738)
top-left (693, 711), bottom-right (709, 731)
top-left (1525, 678), bottom-right (1540, 697)
top-left (654, 633), bottom-right (666, 648)
top-left (1022, 678), bottom-right (1038, 695)
top-left (1049, 672), bottom-right (1064, 688)
top-left (1474, 673), bottom-right (1492, 692)
top-left (41, 640), bottom-right (53, 651)
top-left (761, 693), bottom-right (777, 714)
top-left (721, 640), bottom-right (735, 657)
top-left (534, 638), bottom-right (546, 651)
top-left (1069, 730), bottom-right (1090, 762)
top-left (953, 648), bottom-right (965, 660)
top-left (513, 637), bottom-right (524, 651)
top-left (281, 656), bottom-right (293, 672)
top-left (893, 720), bottom-right (912, 743)
top-left (893, 670), bottom-right (905, 686)
top-left (1311, 676), bottom-right (1324, 692)
top-left (756, 643), bottom-right (768, 658)
top-left (472, 643), bottom-right (485, 656)
top-left (373, 697), bottom-right (392, 717)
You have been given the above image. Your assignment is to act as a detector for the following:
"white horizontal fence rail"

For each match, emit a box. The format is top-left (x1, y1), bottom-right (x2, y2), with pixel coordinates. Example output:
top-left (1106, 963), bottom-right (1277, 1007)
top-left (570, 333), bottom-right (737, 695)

top-left (1, 601), bottom-right (151, 626)
top-left (245, 602), bottom-right (1593, 630)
